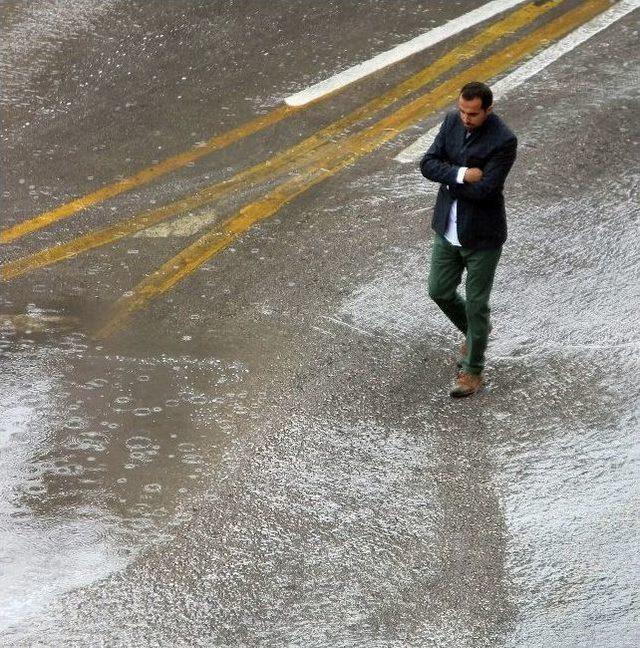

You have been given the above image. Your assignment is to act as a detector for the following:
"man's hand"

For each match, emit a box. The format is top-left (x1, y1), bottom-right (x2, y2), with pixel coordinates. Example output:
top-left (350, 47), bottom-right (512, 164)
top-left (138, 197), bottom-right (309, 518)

top-left (464, 167), bottom-right (483, 183)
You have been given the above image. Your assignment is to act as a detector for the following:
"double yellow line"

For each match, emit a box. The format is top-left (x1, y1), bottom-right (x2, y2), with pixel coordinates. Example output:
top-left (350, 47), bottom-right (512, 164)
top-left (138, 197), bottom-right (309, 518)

top-left (1, 2), bottom-right (556, 246)
top-left (0, 105), bottom-right (297, 244)
top-left (95, 0), bottom-right (610, 338)
top-left (2, 0), bottom-right (562, 281)
top-left (2, 0), bottom-right (613, 338)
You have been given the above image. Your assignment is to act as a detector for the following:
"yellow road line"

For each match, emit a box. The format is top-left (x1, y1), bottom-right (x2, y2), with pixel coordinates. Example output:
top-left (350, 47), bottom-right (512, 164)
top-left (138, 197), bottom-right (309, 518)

top-left (0, 104), bottom-right (297, 244)
top-left (1, 0), bottom-right (562, 281)
top-left (95, 0), bottom-right (611, 338)
top-left (2, 1), bottom-right (559, 245)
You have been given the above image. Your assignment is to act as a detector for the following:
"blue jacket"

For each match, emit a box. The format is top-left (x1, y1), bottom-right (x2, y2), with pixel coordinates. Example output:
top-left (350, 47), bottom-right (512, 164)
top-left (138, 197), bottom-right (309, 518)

top-left (420, 110), bottom-right (517, 250)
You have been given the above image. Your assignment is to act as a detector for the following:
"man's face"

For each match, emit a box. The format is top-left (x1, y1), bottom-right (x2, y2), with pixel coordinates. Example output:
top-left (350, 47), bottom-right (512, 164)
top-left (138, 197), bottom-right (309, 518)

top-left (458, 95), bottom-right (492, 130)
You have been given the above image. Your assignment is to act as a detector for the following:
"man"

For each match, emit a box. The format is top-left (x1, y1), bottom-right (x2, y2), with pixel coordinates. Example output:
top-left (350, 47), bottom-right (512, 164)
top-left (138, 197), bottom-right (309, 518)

top-left (420, 81), bottom-right (517, 398)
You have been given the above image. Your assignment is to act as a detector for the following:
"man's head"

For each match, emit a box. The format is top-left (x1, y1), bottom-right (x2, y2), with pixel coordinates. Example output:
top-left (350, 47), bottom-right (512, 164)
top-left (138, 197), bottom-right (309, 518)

top-left (458, 81), bottom-right (493, 131)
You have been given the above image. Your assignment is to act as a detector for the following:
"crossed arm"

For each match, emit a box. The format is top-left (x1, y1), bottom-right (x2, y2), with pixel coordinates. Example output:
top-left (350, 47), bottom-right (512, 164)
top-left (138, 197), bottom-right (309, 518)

top-left (449, 137), bottom-right (517, 200)
top-left (420, 115), bottom-right (517, 201)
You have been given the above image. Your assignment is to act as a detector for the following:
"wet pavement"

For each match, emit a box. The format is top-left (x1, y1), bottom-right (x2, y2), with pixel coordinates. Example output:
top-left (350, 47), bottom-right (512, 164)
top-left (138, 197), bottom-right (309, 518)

top-left (1, 1), bottom-right (639, 646)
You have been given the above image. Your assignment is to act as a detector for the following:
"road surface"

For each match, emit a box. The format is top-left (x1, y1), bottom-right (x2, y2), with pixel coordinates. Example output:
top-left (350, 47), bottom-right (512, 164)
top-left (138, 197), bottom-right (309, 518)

top-left (1, 1), bottom-right (639, 646)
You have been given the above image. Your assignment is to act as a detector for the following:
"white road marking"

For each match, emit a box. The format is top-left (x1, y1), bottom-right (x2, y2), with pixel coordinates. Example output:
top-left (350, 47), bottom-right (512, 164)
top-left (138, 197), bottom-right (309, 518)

top-left (284, 0), bottom-right (529, 106)
top-left (394, 0), bottom-right (640, 163)
top-left (134, 207), bottom-right (219, 238)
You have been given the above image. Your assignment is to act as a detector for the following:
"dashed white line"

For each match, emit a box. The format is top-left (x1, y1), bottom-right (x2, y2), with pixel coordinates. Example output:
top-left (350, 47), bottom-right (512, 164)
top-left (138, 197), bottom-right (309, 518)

top-left (284, 0), bottom-right (529, 106)
top-left (394, 0), bottom-right (640, 163)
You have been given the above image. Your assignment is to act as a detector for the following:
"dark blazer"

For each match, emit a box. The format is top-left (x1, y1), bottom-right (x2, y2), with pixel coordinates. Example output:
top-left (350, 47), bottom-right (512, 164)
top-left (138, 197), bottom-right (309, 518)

top-left (420, 110), bottom-right (517, 250)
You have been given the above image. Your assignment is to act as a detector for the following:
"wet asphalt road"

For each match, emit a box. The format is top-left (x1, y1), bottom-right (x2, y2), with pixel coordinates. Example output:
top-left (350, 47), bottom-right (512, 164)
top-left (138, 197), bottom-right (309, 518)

top-left (1, 1), bottom-right (639, 646)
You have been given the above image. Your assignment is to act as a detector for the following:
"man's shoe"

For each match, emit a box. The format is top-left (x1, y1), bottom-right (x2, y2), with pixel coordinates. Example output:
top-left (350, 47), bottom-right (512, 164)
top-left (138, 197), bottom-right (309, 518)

top-left (456, 341), bottom-right (468, 369)
top-left (450, 372), bottom-right (484, 398)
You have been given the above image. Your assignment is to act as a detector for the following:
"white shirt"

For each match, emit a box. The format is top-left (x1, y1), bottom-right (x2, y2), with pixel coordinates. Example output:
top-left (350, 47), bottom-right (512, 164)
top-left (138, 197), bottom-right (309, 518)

top-left (444, 130), bottom-right (472, 247)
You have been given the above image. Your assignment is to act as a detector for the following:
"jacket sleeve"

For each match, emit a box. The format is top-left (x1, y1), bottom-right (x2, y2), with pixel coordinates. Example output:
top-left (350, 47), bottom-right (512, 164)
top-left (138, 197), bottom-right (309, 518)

top-left (449, 136), bottom-right (517, 201)
top-left (419, 113), bottom-right (461, 187)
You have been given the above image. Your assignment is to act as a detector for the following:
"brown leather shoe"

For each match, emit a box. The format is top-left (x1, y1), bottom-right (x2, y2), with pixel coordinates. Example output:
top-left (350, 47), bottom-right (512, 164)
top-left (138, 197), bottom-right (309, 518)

top-left (450, 372), bottom-right (484, 398)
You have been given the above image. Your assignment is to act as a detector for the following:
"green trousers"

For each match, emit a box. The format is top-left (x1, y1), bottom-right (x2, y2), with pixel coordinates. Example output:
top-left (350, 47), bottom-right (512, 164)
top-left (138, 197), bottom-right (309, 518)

top-left (428, 234), bottom-right (502, 375)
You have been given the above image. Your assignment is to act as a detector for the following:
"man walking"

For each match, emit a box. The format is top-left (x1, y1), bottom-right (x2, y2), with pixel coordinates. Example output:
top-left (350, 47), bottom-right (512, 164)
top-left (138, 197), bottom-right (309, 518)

top-left (420, 81), bottom-right (517, 398)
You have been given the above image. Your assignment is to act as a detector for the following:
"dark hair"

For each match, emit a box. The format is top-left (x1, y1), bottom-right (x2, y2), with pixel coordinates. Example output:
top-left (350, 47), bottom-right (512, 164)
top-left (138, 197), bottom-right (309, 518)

top-left (460, 81), bottom-right (493, 109)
